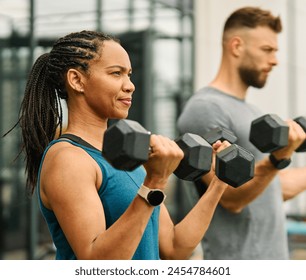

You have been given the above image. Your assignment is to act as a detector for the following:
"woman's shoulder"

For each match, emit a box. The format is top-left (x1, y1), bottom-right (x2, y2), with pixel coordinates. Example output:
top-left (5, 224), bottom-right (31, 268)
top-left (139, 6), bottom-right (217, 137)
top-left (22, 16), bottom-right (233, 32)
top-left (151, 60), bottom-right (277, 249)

top-left (41, 140), bottom-right (101, 183)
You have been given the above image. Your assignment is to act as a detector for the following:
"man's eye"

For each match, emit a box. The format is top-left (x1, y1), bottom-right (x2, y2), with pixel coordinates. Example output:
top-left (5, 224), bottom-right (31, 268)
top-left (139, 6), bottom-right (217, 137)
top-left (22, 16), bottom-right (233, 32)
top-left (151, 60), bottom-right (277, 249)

top-left (263, 48), bottom-right (273, 53)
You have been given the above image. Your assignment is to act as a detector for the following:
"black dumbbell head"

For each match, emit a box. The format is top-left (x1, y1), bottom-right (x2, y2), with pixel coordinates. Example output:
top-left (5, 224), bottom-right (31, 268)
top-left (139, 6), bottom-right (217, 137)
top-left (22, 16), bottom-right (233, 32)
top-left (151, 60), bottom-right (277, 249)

top-left (215, 144), bottom-right (255, 187)
top-left (294, 116), bottom-right (306, 152)
top-left (249, 114), bottom-right (289, 153)
top-left (203, 127), bottom-right (237, 145)
top-left (174, 133), bottom-right (213, 181)
top-left (102, 119), bottom-right (151, 171)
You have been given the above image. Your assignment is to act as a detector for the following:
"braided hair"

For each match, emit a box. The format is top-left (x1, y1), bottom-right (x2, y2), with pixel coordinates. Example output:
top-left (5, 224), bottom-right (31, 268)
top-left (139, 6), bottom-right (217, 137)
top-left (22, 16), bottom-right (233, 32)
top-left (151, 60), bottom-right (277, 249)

top-left (14, 30), bottom-right (119, 194)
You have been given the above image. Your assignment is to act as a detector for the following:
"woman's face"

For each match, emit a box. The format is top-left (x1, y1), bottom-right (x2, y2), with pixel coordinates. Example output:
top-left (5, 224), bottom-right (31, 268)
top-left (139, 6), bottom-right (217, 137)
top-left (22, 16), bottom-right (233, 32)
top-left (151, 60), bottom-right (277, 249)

top-left (81, 40), bottom-right (135, 120)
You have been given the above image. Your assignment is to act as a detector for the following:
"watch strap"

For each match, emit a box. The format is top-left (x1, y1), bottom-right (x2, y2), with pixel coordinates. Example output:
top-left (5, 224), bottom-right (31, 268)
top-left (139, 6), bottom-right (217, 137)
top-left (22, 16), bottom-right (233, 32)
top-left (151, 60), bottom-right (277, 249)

top-left (269, 154), bottom-right (291, 169)
top-left (137, 185), bottom-right (166, 206)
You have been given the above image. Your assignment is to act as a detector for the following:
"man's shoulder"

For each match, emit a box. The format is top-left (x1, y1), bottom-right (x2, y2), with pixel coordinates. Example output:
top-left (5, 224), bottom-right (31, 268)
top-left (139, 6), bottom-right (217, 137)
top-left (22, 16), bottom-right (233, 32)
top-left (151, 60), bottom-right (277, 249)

top-left (195, 86), bottom-right (215, 96)
top-left (179, 87), bottom-right (229, 113)
top-left (192, 86), bottom-right (228, 101)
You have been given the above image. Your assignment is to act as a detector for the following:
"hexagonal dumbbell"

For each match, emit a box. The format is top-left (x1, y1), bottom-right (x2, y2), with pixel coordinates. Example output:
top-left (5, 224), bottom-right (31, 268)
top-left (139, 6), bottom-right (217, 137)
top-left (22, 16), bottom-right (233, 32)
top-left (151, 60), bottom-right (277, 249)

top-left (215, 144), bottom-right (255, 187)
top-left (102, 119), bottom-right (213, 181)
top-left (203, 127), bottom-right (255, 187)
top-left (174, 133), bottom-right (212, 181)
top-left (203, 127), bottom-right (237, 145)
top-left (250, 114), bottom-right (306, 153)
top-left (294, 116), bottom-right (306, 152)
top-left (249, 114), bottom-right (289, 153)
top-left (102, 119), bottom-right (151, 171)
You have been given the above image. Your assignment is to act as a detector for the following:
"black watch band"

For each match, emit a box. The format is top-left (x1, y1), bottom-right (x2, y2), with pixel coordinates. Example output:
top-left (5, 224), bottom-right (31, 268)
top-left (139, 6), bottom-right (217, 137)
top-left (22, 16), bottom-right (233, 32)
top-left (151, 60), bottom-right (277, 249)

top-left (269, 154), bottom-right (291, 170)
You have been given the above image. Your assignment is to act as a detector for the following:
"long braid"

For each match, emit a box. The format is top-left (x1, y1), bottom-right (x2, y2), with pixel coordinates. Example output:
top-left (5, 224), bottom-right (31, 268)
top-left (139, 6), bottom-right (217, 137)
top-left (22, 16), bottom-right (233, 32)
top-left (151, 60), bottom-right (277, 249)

top-left (7, 30), bottom-right (119, 195)
top-left (20, 53), bottom-right (63, 195)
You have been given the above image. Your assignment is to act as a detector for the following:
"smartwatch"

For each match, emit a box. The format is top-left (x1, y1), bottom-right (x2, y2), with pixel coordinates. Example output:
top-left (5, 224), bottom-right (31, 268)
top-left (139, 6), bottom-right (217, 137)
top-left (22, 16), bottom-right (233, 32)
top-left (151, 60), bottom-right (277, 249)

top-left (269, 154), bottom-right (291, 170)
top-left (137, 185), bottom-right (166, 206)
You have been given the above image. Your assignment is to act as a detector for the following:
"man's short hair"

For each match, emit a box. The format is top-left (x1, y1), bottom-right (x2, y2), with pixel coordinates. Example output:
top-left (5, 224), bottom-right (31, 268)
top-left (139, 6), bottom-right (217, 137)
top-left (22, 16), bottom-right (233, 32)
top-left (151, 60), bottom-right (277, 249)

top-left (223, 6), bottom-right (282, 34)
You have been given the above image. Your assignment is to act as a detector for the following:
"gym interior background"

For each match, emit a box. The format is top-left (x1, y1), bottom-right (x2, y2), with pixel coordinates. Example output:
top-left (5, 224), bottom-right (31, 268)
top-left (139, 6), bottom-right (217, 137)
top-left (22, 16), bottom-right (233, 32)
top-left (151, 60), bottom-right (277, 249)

top-left (0, 0), bottom-right (305, 259)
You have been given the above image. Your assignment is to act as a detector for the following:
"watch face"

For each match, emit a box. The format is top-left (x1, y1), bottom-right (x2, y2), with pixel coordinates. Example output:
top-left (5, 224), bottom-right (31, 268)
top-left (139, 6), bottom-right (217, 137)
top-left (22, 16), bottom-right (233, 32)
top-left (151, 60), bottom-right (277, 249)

top-left (269, 154), bottom-right (291, 169)
top-left (277, 159), bottom-right (291, 169)
top-left (148, 190), bottom-right (164, 206)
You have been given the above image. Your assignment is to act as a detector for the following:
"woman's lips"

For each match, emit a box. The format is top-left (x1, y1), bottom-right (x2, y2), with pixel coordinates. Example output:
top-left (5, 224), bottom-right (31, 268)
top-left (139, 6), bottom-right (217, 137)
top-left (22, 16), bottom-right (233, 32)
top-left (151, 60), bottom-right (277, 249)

top-left (119, 98), bottom-right (132, 106)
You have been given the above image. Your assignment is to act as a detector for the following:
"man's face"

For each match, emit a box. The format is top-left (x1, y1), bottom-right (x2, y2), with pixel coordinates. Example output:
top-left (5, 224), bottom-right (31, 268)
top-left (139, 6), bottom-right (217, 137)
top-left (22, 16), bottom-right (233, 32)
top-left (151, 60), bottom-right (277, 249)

top-left (238, 26), bottom-right (279, 88)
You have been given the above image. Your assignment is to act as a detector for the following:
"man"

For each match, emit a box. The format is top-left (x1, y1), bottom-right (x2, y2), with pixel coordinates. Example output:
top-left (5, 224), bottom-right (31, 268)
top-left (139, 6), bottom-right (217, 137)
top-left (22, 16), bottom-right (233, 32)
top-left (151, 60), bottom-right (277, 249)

top-left (177, 7), bottom-right (306, 259)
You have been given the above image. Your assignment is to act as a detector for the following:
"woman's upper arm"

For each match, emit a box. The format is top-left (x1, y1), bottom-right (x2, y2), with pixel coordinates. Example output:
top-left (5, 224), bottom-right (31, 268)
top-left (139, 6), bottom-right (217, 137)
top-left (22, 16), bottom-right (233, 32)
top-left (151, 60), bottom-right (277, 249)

top-left (40, 144), bottom-right (105, 259)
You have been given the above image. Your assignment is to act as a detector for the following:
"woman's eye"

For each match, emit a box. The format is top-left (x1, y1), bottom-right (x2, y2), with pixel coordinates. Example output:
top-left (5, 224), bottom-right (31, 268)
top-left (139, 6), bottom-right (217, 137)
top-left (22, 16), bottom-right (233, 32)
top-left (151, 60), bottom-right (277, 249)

top-left (112, 71), bottom-right (121, 76)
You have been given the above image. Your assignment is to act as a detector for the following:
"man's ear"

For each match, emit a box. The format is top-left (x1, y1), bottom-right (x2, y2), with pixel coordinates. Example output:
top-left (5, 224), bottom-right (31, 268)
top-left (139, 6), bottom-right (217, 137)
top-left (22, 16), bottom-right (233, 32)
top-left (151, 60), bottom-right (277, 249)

top-left (66, 69), bottom-right (85, 93)
top-left (230, 36), bottom-right (243, 57)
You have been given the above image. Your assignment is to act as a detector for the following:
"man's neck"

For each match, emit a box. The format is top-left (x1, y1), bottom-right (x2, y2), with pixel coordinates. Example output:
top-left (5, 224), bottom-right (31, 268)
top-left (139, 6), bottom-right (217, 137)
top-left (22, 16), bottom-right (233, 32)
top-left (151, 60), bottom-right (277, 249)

top-left (209, 76), bottom-right (248, 100)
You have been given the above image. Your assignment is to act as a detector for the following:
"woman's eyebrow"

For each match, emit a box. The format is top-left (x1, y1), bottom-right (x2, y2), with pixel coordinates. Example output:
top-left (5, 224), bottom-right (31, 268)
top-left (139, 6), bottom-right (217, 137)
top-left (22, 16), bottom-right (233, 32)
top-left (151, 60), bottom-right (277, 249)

top-left (106, 65), bottom-right (133, 73)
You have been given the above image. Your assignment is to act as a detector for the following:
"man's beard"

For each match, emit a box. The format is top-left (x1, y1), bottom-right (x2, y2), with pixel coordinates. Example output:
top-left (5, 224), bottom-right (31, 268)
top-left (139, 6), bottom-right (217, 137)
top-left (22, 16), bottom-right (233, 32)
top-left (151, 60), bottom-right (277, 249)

top-left (238, 66), bottom-right (267, 88)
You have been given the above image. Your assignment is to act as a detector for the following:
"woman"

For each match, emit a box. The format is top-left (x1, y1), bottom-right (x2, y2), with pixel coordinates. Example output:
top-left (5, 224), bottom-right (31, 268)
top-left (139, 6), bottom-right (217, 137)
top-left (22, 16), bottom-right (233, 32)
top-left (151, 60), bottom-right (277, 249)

top-left (12, 30), bottom-right (229, 259)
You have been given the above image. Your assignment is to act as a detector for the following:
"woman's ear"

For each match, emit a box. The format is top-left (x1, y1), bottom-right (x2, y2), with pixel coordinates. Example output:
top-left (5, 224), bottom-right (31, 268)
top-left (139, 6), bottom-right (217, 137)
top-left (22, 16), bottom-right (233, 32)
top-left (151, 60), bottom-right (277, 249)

top-left (66, 69), bottom-right (85, 93)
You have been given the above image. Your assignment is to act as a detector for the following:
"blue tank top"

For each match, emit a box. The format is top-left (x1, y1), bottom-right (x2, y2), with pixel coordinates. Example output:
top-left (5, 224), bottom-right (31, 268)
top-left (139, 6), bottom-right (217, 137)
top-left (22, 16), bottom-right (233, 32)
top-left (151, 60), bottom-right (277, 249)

top-left (37, 139), bottom-right (160, 260)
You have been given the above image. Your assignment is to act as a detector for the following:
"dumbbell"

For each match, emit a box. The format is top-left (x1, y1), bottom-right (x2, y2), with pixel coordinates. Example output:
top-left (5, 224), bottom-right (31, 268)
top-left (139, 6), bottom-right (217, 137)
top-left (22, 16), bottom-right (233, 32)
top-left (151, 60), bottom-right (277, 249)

top-left (203, 127), bottom-right (255, 187)
top-left (102, 120), bottom-right (255, 187)
top-left (175, 128), bottom-right (250, 184)
top-left (203, 127), bottom-right (238, 145)
top-left (294, 116), bottom-right (306, 152)
top-left (102, 119), bottom-right (213, 181)
top-left (249, 114), bottom-right (306, 153)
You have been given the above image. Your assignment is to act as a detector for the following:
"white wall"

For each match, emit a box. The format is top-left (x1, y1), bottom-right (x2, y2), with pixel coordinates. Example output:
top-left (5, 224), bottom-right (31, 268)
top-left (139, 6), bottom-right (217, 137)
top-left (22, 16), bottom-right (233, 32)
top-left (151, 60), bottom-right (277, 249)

top-left (194, 0), bottom-right (306, 214)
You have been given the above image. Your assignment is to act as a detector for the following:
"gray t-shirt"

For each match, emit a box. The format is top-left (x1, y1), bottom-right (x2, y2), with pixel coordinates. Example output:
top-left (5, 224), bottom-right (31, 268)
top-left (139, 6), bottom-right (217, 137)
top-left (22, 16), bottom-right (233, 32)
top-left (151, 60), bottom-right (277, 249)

top-left (177, 87), bottom-right (289, 259)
